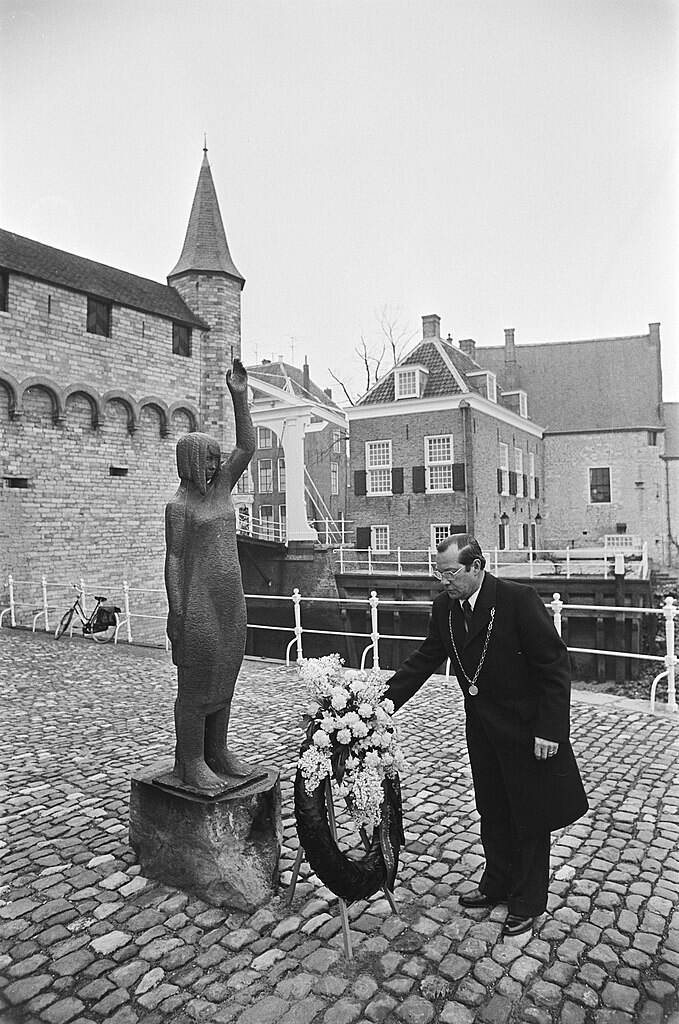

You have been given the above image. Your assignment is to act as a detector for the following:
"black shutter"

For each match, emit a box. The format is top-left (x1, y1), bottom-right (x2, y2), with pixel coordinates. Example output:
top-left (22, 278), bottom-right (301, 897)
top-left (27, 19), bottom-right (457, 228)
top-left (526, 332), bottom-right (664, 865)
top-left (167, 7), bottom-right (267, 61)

top-left (497, 468), bottom-right (503, 494)
top-left (356, 527), bottom-right (371, 549)
top-left (354, 470), bottom-right (367, 496)
top-left (452, 463), bottom-right (466, 491)
top-left (392, 467), bottom-right (404, 494)
top-left (412, 466), bottom-right (426, 493)
top-left (523, 474), bottom-right (528, 496)
top-left (535, 477), bottom-right (540, 498)
top-left (509, 471), bottom-right (517, 496)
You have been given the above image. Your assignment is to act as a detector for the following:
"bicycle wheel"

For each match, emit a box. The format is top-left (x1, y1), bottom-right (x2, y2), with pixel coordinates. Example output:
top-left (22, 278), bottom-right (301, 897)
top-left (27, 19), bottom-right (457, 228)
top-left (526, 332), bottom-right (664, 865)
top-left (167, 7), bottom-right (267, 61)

top-left (91, 615), bottom-right (117, 643)
top-left (55, 609), bottom-right (74, 639)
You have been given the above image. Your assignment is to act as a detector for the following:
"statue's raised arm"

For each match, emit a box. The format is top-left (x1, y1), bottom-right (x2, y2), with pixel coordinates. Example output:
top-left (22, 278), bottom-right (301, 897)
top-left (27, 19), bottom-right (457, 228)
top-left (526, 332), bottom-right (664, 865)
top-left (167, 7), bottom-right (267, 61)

top-left (222, 358), bottom-right (256, 489)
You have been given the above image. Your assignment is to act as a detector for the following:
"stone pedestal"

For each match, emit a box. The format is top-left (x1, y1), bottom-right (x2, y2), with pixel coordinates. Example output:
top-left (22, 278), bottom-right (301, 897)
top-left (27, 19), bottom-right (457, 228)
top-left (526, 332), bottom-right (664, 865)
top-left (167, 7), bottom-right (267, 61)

top-left (129, 765), bottom-right (282, 911)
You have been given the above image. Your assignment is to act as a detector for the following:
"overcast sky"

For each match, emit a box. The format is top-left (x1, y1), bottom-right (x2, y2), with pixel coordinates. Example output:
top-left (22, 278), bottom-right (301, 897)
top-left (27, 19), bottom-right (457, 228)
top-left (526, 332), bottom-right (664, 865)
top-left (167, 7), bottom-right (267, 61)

top-left (1, 0), bottom-right (677, 402)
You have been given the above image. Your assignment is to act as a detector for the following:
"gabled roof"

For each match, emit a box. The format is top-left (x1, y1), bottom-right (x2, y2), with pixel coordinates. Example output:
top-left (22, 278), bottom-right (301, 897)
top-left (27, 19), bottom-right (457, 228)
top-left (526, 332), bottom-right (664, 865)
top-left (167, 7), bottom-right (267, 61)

top-left (475, 333), bottom-right (663, 431)
top-left (247, 360), bottom-right (342, 411)
top-left (168, 150), bottom-right (244, 285)
top-left (0, 228), bottom-right (207, 328)
top-left (356, 339), bottom-right (475, 405)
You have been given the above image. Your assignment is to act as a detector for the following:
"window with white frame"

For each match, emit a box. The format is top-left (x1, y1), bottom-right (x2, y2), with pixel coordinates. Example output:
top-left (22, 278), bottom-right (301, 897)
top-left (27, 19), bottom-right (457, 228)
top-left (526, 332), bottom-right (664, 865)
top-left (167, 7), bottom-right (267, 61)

top-left (279, 504), bottom-right (287, 537)
top-left (514, 448), bottom-right (524, 497)
top-left (589, 467), bottom-right (611, 504)
top-left (332, 429), bottom-right (342, 453)
top-left (487, 373), bottom-right (497, 403)
top-left (330, 461), bottom-right (339, 495)
top-left (237, 505), bottom-right (251, 534)
top-left (278, 458), bottom-right (286, 492)
top-left (260, 504), bottom-right (274, 539)
top-left (371, 525), bottom-right (390, 552)
top-left (528, 452), bottom-right (536, 499)
top-left (431, 523), bottom-right (451, 550)
top-left (425, 435), bottom-right (454, 492)
top-left (236, 467), bottom-right (253, 494)
top-left (519, 392), bottom-right (528, 418)
top-left (257, 426), bottom-right (273, 449)
top-left (258, 458), bottom-right (273, 492)
top-left (365, 440), bottom-right (392, 494)
top-left (499, 443), bottom-right (509, 495)
top-left (394, 368), bottom-right (419, 400)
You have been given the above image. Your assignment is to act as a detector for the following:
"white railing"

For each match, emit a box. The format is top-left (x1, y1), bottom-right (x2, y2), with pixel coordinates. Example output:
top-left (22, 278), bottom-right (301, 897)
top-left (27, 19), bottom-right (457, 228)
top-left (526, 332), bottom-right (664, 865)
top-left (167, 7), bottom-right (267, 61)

top-left (1, 575), bottom-right (675, 713)
top-left (336, 544), bottom-right (650, 580)
top-left (235, 509), bottom-right (286, 543)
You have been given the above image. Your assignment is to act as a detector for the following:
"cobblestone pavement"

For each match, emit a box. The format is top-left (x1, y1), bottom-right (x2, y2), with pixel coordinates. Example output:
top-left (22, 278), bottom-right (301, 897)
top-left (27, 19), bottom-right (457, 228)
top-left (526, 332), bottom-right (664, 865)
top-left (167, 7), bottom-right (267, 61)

top-left (1, 629), bottom-right (678, 1024)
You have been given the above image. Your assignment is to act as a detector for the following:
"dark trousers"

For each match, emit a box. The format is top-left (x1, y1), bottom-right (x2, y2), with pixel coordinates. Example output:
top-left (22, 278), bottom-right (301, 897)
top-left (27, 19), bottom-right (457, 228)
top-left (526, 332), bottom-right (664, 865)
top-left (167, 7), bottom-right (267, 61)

top-left (478, 818), bottom-right (550, 917)
top-left (466, 708), bottom-right (551, 917)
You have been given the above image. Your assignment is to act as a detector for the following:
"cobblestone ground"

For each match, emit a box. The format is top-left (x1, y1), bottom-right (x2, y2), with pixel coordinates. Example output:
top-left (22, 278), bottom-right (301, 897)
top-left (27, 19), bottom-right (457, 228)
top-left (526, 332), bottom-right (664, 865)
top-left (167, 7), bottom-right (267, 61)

top-left (1, 629), bottom-right (678, 1024)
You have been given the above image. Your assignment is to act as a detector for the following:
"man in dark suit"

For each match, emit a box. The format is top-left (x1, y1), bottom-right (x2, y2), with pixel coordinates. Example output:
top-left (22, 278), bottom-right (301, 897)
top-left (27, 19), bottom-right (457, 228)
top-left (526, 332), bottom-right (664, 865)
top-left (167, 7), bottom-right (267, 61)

top-left (384, 533), bottom-right (588, 937)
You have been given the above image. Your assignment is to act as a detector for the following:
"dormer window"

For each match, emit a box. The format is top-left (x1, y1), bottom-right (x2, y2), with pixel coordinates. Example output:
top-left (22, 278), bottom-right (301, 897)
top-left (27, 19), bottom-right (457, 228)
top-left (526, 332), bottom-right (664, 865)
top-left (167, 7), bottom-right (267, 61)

top-left (502, 389), bottom-right (529, 418)
top-left (467, 370), bottom-right (497, 403)
top-left (394, 365), bottom-right (428, 400)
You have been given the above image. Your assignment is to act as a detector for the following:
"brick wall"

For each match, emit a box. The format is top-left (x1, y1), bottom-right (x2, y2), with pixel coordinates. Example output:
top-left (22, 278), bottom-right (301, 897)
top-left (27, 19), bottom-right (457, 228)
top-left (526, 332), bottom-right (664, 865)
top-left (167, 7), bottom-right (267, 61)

top-left (0, 274), bottom-right (203, 407)
top-left (543, 430), bottom-right (665, 559)
top-left (169, 272), bottom-right (242, 447)
top-left (348, 406), bottom-right (544, 556)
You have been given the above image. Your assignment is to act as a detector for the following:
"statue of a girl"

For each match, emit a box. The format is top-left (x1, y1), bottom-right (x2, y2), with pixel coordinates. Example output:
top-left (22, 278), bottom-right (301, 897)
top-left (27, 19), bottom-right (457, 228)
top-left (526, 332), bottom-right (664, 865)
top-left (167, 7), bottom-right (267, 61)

top-left (164, 359), bottom-right (257, 794)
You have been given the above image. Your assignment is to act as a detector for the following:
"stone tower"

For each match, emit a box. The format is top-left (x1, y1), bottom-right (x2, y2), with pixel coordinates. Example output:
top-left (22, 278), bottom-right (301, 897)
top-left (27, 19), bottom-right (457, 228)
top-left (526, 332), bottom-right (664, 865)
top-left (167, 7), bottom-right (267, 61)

top-left (168, 146), bottom-right (245, 445)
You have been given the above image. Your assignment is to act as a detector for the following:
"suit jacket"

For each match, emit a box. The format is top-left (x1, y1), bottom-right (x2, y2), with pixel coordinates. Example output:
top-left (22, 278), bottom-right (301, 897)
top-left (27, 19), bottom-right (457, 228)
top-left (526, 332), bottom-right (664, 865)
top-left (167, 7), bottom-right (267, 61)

top-left (384, 573), bottom-right (588, 835)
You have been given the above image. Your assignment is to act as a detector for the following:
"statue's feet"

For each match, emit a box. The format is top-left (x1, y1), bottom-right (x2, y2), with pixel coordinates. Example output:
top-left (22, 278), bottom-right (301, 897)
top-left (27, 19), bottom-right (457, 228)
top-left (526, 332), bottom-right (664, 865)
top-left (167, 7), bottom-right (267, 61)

top-left (206, 748), bottom-right (254, 779)
top-left (173, 760), bottom-right (226, 794)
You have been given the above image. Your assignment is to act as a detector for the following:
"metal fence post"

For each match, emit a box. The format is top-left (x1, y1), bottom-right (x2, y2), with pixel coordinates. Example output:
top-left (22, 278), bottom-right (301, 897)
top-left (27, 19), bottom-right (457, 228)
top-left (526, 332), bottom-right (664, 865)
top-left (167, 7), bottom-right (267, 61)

top-left (529, 546), bottom-right (534, 579)
top-left (8, 574), bottom-right (15, 627)
top-left (397, 548), bottom-right (402, 576)
top-left (123, 580), bottom-right (132, 643)
top-left (369, 590), bottom-right (380, 669)
top-left (367, 547), bottom-right (372, 575)
top-left (550, 592), bottom-right (563, 636)
top-left (339, 547), bottom-right (345, 574)
top-left (41, 575), bottom-right (50, 632)
top-left (566, 548), bottom-right (571, 579)
top-left (292, 588), bottom-right (303, 663)
top-left (663, 597), bottom-right (677, 712)
top-left (494, 547), bottom-right (499, 574)
top-left (427, 548), bottom-right (433, 575)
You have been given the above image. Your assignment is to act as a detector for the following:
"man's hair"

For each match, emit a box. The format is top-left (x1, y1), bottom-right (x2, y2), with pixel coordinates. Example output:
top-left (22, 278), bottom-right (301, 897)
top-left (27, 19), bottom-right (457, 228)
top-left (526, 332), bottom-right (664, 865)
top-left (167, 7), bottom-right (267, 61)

top-left (437, 533), bottom-right (487, 569)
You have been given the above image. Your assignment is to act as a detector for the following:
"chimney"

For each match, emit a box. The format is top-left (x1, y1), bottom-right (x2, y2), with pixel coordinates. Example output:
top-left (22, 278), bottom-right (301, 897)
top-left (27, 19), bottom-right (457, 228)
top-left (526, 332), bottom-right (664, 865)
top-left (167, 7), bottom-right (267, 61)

top-left (303, 356), bottom-right (310, 393)
top-left (422, 314), bottom-right (441, 340)
top-left (504, 328), bottom-right (518, 389)
top-left (324, 387), bottom-right (333, 399)
top-left (649, 323), bottom-right (660, 345)
top-left (459, 338), bottom-right (476, 360)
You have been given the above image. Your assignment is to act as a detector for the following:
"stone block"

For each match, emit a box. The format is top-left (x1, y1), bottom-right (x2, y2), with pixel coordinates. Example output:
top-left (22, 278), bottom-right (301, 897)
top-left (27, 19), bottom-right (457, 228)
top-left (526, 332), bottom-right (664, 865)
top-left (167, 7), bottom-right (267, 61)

top-left (129, 764), bottom-right (281, 911)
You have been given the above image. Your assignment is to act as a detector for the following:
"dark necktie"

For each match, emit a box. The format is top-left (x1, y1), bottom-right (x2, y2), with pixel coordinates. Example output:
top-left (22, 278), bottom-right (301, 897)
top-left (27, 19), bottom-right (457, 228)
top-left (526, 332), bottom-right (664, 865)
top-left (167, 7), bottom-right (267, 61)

top-left (462, 599), bottom-right (473, 632)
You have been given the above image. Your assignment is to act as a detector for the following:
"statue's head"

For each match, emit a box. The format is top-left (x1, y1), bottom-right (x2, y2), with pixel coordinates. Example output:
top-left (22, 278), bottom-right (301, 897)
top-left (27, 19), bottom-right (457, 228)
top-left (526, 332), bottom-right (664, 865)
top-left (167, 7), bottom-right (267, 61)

top-left (176, 433), bottom-right (221, 495)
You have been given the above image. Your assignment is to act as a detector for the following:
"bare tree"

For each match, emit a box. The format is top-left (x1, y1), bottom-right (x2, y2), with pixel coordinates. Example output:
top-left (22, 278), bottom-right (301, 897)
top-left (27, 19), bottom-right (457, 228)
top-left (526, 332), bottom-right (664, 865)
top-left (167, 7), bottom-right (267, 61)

top-left (330, 306), bottom-right (416, 405)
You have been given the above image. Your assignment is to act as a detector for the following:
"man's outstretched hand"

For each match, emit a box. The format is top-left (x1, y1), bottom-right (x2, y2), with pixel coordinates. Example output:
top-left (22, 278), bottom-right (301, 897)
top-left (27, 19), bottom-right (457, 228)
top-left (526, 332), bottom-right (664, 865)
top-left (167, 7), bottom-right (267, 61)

top-left (227, 358), bottom-right (248, 394)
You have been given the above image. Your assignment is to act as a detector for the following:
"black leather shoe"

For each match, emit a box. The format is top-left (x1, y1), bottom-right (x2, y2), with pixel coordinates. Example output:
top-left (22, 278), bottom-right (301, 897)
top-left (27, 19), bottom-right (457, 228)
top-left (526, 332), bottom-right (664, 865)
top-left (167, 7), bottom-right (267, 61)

top-left (458, 888), bottom-right (504, 909)
top-left (502, 914), bottom-right (535, 937)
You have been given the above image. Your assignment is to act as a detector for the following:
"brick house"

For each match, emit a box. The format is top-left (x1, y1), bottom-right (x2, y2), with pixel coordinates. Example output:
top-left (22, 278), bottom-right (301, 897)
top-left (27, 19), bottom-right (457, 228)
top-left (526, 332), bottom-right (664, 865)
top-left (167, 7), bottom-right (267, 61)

top-left (0, 147), bottom-right (245, 601)
top-left (476, 325), bottom-right (668, 564)
top-left (242, 359), bottom-right (348, 544)
top-left (346, 314), bottom-right (544, 558)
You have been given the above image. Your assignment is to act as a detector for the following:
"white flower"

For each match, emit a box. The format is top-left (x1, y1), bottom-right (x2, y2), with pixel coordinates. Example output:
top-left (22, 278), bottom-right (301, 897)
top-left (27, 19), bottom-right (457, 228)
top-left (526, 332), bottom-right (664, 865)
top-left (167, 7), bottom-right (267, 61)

top-left (352, 721), bottom-right (369, 739)
top-left (380, 698), bottom-right (395, 715)
top-left (336, 728), bottom-right (352, 745)
top-left (330, 687), bottom-right (349, 711)
top-left (313, 730), bottom-right (331, 748)
top-left (320, 717), bottom-right (336, 732)
top-left (358, 702), bottom-right (373, 719)
top-left (365, 750), bottom-right (381, 768)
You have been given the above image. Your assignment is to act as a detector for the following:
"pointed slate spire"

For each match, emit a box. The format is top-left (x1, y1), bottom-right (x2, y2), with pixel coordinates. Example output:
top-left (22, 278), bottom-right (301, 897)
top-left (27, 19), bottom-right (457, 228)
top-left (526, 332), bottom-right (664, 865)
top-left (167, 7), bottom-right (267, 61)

top-left (169, 148), bottom-right (244, 285)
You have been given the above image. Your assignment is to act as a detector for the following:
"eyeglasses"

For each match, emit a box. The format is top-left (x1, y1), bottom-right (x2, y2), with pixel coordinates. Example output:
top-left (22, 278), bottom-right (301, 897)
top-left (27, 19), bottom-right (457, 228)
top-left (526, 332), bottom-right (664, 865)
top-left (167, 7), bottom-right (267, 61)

top-left (432, 565), bottom-right (467, 581)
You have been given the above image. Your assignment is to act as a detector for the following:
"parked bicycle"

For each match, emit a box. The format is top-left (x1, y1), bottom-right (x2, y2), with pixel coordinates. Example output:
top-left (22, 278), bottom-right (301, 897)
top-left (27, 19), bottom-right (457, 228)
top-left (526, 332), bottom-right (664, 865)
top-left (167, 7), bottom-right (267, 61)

top-left (55, 585), bottom-right (120, 643)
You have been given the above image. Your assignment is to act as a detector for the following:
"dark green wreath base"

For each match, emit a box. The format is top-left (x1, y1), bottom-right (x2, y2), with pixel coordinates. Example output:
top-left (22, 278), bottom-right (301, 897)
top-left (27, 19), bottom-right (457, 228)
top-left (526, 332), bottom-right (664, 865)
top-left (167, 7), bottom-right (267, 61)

top-left (293, 745), bottom-right (404, 904)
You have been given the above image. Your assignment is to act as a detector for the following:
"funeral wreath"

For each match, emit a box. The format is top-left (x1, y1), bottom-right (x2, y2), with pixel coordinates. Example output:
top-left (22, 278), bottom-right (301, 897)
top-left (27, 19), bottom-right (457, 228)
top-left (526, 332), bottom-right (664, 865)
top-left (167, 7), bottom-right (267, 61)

top-left (293, 654), bottom-right (405, 902)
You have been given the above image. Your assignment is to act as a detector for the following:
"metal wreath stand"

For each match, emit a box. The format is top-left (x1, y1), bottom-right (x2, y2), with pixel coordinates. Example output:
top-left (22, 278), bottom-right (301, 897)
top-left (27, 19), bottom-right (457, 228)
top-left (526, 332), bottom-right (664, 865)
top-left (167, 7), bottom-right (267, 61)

top-left (287, 772), bottom-right (401, 960)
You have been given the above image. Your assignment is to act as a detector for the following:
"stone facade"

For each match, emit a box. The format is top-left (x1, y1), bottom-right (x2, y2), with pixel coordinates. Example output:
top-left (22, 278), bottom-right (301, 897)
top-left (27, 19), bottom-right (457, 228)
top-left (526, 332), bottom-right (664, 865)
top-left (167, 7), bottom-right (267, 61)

top-left (0, 152), bottom-right (243, 629)
top-left (543, 429), bottom-right (666, 557)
